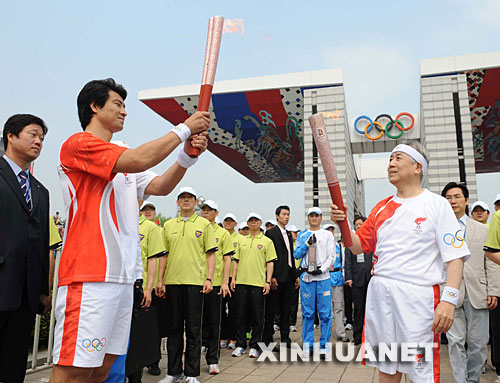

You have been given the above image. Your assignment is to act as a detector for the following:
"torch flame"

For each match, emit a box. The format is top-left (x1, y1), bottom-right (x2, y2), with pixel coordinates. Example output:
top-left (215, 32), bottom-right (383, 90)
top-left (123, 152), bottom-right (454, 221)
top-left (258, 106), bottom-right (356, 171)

top-left (321, 110), bottom-right (342, 120)
top-left (223, 18), bottom-right (244, 34)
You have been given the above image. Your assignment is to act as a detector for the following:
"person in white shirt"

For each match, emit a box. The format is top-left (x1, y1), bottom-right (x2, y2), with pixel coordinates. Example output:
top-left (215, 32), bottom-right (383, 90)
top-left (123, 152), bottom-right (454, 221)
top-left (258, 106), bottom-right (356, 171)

top-left (330, 140), bottom-right (470, 383)
top-left (441, 182), bottom-right (500, 383)
top-left (294, 207), bottom-right (335, 356)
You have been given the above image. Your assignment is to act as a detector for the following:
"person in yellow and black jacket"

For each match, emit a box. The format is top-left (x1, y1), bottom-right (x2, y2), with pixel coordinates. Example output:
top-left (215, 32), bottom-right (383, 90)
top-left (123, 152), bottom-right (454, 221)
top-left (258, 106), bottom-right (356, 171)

top-left (200, 200), bottom-right (234, 375)
top-left (157, 187), bottom-right (216, 383)
top-left (220, 213), bottom-right (243, 350)
top-left (138, 200), bottom-right (166, 377)
top-left (230, 212), bottom-right (277, 359)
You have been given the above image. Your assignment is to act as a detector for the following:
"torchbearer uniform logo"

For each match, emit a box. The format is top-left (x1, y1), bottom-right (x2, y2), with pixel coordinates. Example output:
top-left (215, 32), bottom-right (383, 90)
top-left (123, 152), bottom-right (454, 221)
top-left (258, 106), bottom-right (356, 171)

top-left (415, 353), bottom-right (425, 370)
top-left (195, 230), bottom-right (202, 238)
top-left (413, 217), bottom-right (426, 233)
top-left (257, 244), bottom-right (264, 250)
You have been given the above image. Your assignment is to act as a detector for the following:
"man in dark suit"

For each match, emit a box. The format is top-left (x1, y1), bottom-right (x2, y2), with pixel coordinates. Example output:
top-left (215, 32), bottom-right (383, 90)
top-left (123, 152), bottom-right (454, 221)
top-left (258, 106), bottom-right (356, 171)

top-left (263, 205), bottom-right (296, 348)
top-left (344, 216), bottom-right (373, 346)
top-left (0, 114), bottom-right (50, 383)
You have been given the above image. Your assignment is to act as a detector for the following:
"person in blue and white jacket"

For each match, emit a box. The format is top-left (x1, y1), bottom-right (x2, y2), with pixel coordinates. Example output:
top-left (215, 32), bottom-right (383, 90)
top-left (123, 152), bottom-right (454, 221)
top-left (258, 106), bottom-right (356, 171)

top-left (324, 224), bottom-right (349, 343)
top-left (294, 207), bottom-right (335, 356)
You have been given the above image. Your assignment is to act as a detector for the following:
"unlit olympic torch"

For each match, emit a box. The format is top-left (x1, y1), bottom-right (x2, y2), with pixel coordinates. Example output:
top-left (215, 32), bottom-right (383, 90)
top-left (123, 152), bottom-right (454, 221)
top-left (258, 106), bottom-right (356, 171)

top-left (308, 113), bottom-right (353, 247)
top-left (187, 16), bottom-right (224, 158)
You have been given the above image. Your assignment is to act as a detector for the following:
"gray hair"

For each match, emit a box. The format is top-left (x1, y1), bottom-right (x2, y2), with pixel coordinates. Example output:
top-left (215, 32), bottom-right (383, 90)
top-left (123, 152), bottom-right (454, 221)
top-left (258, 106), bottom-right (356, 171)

top-left (398, 140), bottom-right (430, 180)
top-left (399, 139), bottom-right (430, 166)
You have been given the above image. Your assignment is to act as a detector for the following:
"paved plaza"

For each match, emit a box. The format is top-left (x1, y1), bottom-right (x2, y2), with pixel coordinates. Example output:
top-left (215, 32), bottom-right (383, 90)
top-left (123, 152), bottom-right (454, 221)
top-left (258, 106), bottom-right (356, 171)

top-left (25, 318), bottom-right (499, 383)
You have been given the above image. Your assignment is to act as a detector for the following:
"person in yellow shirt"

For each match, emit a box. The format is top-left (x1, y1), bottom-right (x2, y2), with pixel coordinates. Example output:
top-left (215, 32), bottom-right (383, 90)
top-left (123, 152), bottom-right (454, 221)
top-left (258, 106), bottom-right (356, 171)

top-left (157, 187), bottom-right (216, 383)
top-left (485, 209), bottom-right (500, 264)
top-left (230, 212), bottom-right (277, 358)
top-left (136, 199), bottom-right (167, 377)
top-left (138, 201), bottom-right (165, 305)
top-left (199, 201), bottom-right (234, 374)
top-left (484, 208), bottom-right (500, 382)
top-left (49, 217), bottom-right (63, 288)
top-left (287, 225), bottom-right (301, 332)
top-left (470, 201), bottom-right (490, 226)
top-left (221, 213), bottom-right (242, 349)
top-left (140, 201), bottom-right (157, 223)
top-left (238, 222), bottom-right (249, 236)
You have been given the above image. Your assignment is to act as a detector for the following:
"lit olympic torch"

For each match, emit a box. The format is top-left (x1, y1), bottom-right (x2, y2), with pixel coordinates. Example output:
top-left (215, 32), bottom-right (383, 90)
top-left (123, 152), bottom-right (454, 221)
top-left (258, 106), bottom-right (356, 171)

top-left (309, 113), bottom-right (353, 247)
top-left (187, 16), bottom-right (224, 158)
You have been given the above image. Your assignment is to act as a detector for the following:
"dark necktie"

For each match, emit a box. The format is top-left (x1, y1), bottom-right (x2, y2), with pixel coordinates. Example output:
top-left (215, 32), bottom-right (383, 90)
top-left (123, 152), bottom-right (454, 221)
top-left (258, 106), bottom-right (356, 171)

top-left (19, 171), bottom-right (32, 211)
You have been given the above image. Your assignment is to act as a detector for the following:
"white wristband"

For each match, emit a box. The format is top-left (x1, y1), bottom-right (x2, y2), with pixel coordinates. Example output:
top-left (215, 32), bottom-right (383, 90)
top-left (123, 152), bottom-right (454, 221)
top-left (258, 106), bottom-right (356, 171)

top-left (441, 286), bottom-right (460, 306)
top-left (171, 123), bottom-right (191, 143)
top-left (176, 148), bottom-right (198, 169)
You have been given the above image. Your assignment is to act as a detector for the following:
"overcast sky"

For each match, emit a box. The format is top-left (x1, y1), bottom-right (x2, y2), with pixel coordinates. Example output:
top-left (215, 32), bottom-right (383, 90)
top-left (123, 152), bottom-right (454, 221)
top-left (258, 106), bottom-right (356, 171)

top-left (1, 0), bottom-right (499, 228)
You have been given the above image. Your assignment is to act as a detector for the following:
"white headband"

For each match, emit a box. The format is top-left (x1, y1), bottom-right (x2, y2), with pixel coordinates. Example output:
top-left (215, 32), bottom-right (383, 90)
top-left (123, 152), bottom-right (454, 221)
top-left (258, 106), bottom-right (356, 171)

top-left (391, 144), bottom-right (428, 174)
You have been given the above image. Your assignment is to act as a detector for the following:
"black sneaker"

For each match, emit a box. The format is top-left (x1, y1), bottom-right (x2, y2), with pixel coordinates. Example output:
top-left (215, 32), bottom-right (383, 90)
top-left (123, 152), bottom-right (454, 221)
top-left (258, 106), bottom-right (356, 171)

top-left (148, 363), bottom-right (161, 376)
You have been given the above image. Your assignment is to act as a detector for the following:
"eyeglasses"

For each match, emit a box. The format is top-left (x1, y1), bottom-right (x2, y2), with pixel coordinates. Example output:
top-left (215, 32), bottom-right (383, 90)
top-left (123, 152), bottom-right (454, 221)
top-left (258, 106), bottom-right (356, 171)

top-left (445, 195), bottom-right (465, 201)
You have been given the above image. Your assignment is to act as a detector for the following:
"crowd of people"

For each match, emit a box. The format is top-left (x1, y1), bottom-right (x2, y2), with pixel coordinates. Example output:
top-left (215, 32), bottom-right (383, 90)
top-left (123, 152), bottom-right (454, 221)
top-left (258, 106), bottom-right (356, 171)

top-left (0, 76), bottom-right (500, 383)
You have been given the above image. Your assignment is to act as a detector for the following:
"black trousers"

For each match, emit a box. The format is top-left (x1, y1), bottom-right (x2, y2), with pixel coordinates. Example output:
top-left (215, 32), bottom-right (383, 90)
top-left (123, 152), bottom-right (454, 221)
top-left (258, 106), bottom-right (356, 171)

top-left (262, 268), bottom-right (294, 345)
top-left (352, 285), bottom-right (368, 343)
top-left (491, 304), bottom-right (500, 374)
top-left (201, 286), bottom-right (222, 365)
top-left (151, 291), bottom-right (168, 366)
top-left (234, 284), bottom-right (265, 350)
top-left (0, 289), bottom-right (36, 383)
top-left (165, 285), bottom-right (203, 378)
top-left (220, 278), bottom-right (235, 341)
top-left (289, 285), bottom-right (300, 326)
top-left (344, 284), bottom-right (353, 325)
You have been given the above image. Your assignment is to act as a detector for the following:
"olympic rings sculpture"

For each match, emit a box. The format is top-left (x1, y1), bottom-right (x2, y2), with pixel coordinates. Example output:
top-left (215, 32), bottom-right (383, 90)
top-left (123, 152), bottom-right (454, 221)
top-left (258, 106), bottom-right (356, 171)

top-left (354, 113), bottom-right (415, 141)
top-left (443, 230), bottom-right (464, 249)
top-left (82, 338), bottom-right (107, 352)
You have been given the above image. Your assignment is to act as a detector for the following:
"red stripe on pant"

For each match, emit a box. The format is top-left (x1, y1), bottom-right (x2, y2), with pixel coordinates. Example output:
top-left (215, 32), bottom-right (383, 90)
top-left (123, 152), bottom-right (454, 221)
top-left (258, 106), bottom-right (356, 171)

top-left (361, 312), bottom-right (366, 366)
top-left (432, 284), bottom-right (441, 383)
top-left (58, 283), bottom-right (83, 365)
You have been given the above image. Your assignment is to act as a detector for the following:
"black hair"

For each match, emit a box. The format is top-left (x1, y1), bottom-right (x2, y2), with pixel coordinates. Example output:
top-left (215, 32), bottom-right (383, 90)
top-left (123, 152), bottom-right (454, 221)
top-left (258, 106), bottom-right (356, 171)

top-left (77, 78), bottom-right (127, 130)
top-left (441, 182), bottom-right (470, 215)
top-left (441, 182), bottom-right (469, 199)
top-left (353, 215), bottom-right (366, 225)
top-left (3, 114), bottom-right (48, 151)
top-left (275, 205), bottom-right (290, 216)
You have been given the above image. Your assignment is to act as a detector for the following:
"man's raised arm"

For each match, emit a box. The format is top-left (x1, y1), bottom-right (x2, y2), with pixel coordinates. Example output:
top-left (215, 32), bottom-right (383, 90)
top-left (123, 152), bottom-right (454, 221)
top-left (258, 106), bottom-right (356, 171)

top-left (113, 111), bottom-right (210, 173)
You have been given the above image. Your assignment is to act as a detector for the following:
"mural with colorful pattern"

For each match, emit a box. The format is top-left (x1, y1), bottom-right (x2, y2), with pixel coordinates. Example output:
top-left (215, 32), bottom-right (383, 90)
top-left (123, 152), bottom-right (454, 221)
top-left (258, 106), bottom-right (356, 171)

top-left (465, 67), bottom-right (500, 173)
top-left (141, 86), bottom-right (325, 183)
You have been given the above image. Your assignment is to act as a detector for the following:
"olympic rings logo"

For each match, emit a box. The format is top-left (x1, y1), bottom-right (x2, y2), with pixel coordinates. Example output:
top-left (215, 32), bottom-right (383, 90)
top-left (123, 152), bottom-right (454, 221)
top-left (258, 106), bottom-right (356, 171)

top-left (82, 338), bottom-right (107, 352)
top-left (354, 113), bottom-right (415, 141)
top-left (445, 291), bottom-right (458, 299)
top-left (443, 230), bottom-right (465, 249)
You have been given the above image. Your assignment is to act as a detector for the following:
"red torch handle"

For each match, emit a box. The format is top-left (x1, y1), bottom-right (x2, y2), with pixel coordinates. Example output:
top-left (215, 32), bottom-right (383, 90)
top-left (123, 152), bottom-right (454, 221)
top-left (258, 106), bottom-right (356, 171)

top-left (308, 113), bottom-right (353, 247)
top-left (187, 84), bottom-right (213, 157)
top-left (327, 184), bottom-right (352, 248)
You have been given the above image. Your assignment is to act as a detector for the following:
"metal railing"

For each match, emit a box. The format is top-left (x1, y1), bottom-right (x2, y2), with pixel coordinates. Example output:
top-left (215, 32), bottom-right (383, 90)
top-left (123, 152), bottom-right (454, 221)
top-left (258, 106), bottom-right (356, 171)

top-left (26, 250), bottom-right (61, 374)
